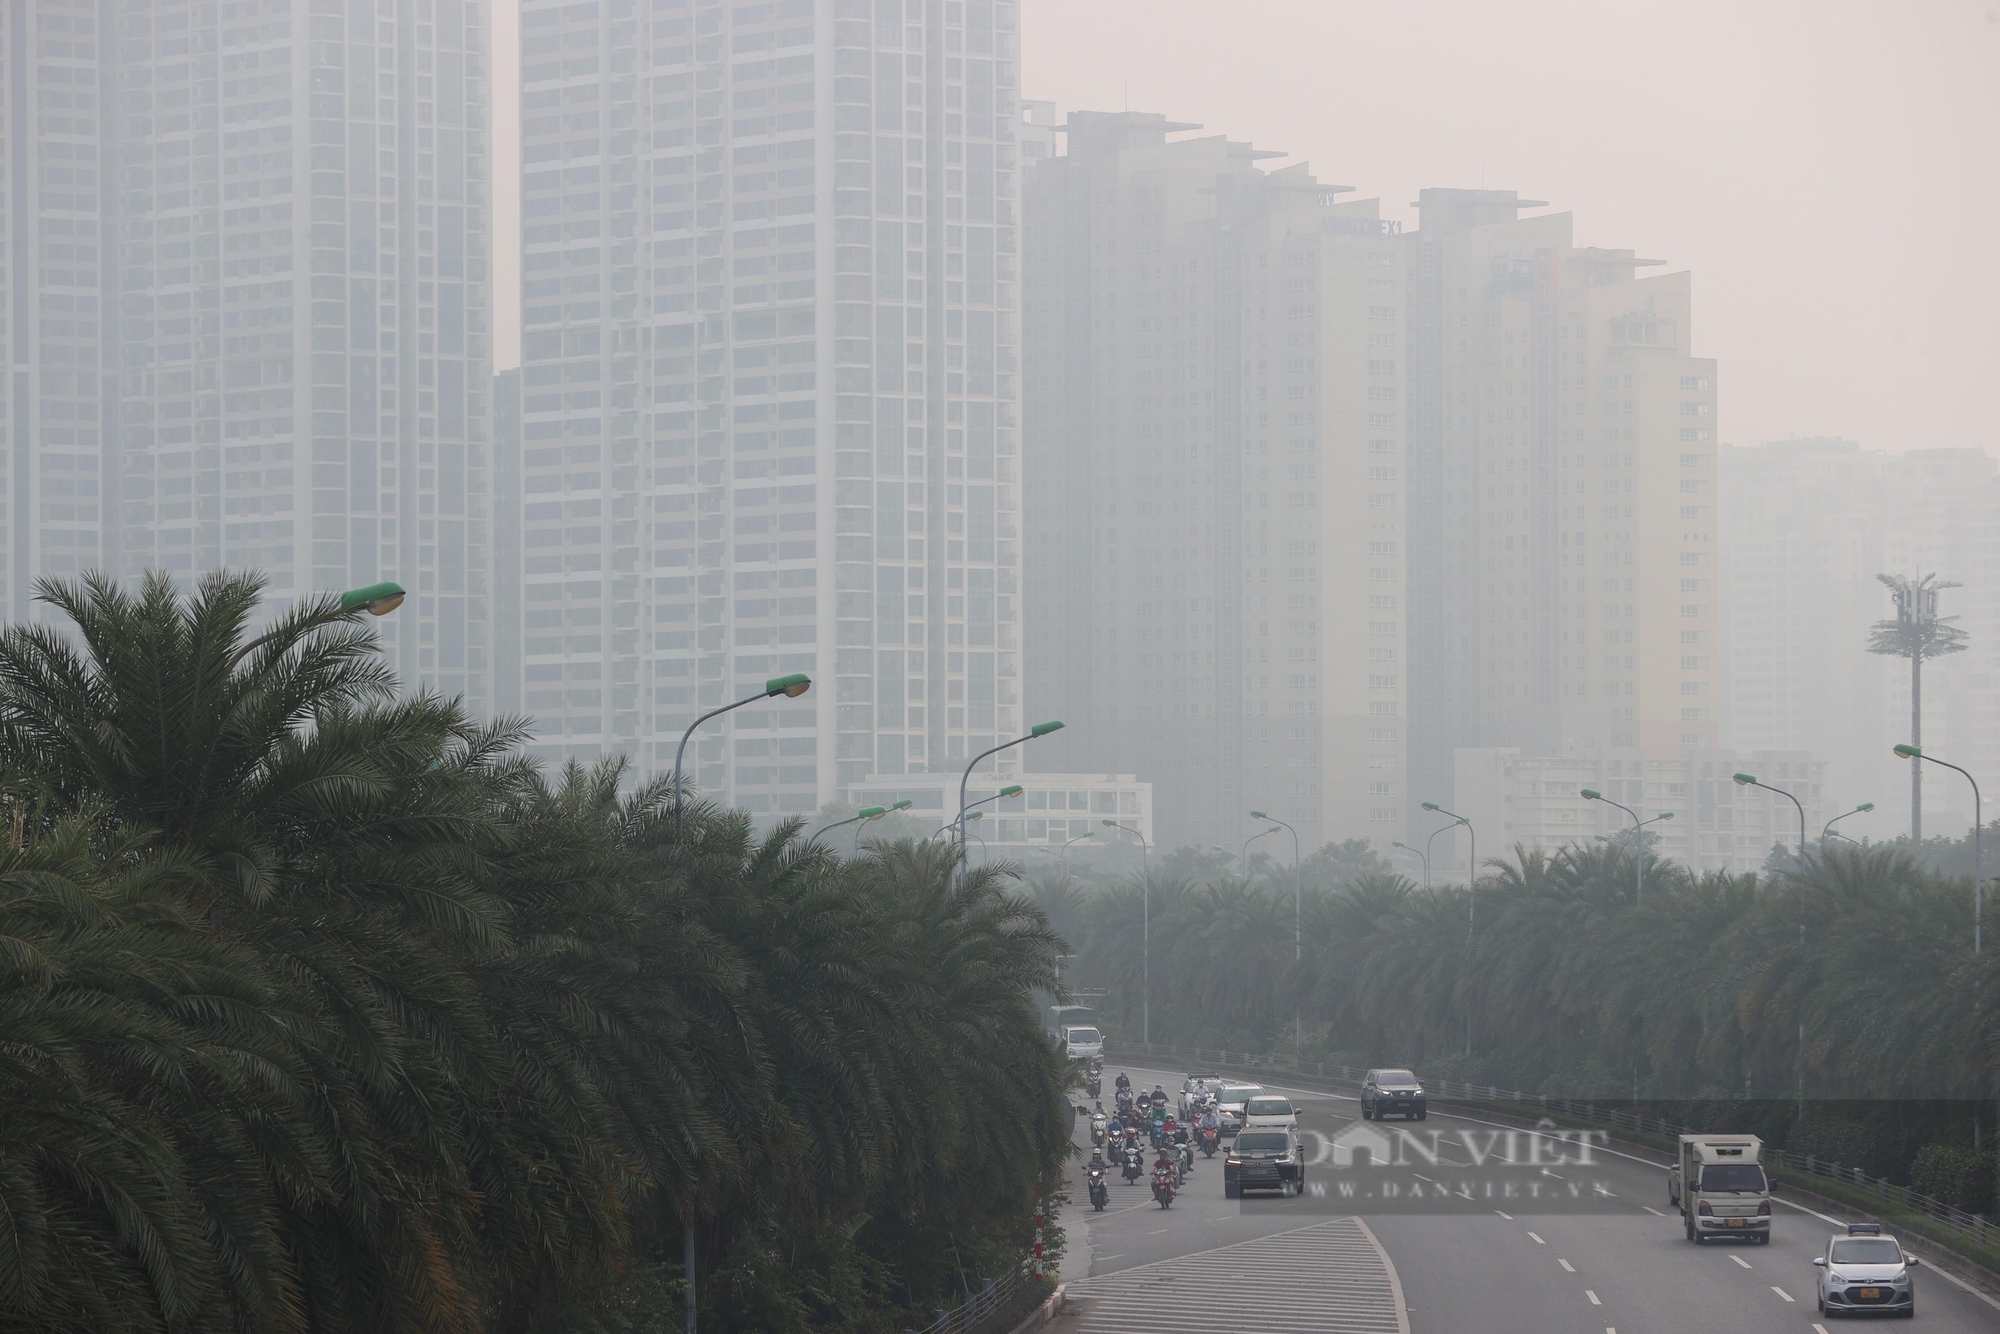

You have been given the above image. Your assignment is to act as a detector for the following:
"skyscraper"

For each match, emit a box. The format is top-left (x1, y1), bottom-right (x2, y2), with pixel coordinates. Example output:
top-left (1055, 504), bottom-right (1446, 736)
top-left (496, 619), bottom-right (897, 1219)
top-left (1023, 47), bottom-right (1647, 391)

top-left (1404, 190), bottom-right (1718, 849)
top-left (3, 0), bottom-right (493, 709)
top-left (505, 0), bottom-right (1026, 814)
top-left (1021, 110), bottom-right (1408, 851)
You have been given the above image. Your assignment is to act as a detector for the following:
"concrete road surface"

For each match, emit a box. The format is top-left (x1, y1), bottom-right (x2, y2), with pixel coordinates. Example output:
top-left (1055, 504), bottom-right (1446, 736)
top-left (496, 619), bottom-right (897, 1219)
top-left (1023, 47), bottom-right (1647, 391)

top-left (1063, 1063), bottom-right (2000, 1333)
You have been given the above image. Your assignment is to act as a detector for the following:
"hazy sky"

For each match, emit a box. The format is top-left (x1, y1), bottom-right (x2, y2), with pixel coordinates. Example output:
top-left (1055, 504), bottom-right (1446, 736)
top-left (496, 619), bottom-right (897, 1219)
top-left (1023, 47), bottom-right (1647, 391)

top-left (1023, 0), bottom-right (2000, 454)
top-left (496, 1), bottom-right (1999, 456)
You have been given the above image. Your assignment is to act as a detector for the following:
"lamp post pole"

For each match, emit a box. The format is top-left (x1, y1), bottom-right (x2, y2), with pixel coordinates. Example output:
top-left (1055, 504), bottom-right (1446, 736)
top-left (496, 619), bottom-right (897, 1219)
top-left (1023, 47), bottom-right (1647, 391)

top-left (1733, 772), bottom-right (1807, 861)
top-left (1252, 811), bottom-right (1302, 1054)
top-left (1104, 818), bottom-right (1151, 1044)
top-left (805, 806), bottom-right (885, 852)
top-left (1820, 802), bottom-right (1876, 853)
top-left (957, 722), bottom-right (1064, 870)
top-left (1423, 801), bottom-right (1476, 1057)
top-left (1895, 746), bottom-right (1981, 954)
top-left (1058, 829), bottom-right (1093, 882)
top-left (673, 673), bottom-right (812, 834)
top-left (1242, 824), bottom-right (1279, 868)
top-left (1392, 841), bottom-right (1430, 888)
top-left (1580, 791), bottom-right (1673, 906)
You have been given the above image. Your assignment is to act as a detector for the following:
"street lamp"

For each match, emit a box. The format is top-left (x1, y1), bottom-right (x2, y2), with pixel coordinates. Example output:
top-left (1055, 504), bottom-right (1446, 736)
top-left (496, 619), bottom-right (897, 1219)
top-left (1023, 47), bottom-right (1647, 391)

top-left (1895, 745), bottom-right (1982, 954)
top-left (1242, 824), bottom-right (1280, 866)
top-left (1392, 841), bottom-right (1430, 888)
top-left (1420, 802), bottom-right (1477, 928)
top-left (957, 722), bottom-right (1063, 867)
top-left (1820, 802), bottom-right (1875, 852)
top-left (231, 580), bottom-right (407, 667)
top-left (1580, 789), bottom-right (1674, 906)
top-left (933, 809), bottom-right (984, 840)
top-left (1103, 817), bottom-right (1152, 1044)
top-left (672, 673), bottom-right (812, 832)
top-left (1251, 810), bottom-right (1303, 1054)
top-left (1733, 772), bottom-right (1806, 859)
top-left (806, 806), bottom-right (885, 852)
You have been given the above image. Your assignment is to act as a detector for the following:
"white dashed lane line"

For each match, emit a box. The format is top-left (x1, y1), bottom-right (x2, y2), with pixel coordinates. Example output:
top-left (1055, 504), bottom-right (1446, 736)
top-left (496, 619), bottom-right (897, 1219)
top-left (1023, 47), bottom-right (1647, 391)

top-left (1558, 1258), bottom-right (1575, 1272)
top-left (1527, 1231), bottom-right (1546, 1244)
top-left (1585, 1289), bottom-right (1602, 1305)
top-left (1729, 1254), bottom-right (1751, 1269)
top-left (1772, 1286), bottom-right (1795, 1303)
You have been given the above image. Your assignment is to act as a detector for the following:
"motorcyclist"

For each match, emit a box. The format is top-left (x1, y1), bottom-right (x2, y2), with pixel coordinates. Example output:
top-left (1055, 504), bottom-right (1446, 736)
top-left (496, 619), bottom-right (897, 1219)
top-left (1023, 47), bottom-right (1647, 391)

top-left (1114, 1071), bottom-right (1132, 1096)
top-left (1198, 1105), bottom-right (1221, 1135)
top-left (1171, 1119), bottom-right (1194, 1177)
top-left (1150, 1083), bottom-right (1168, 1109)
top-left (1192, 1076), bottom-right (1211, 1104)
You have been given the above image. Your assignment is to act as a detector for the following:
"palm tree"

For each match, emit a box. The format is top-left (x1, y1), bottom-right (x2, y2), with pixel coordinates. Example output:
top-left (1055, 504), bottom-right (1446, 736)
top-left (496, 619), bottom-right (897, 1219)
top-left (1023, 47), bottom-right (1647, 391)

top-left (1869, 572), bottom-right (1969, 841)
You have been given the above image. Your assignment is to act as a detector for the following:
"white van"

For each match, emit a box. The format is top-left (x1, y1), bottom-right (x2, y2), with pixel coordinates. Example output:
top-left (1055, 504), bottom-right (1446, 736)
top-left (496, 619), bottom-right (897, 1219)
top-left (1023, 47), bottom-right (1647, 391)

top-left (1063, 1025), bottom-right (1103, 1061)
top-left (1667, 1134), bottom-right (1771, 1244)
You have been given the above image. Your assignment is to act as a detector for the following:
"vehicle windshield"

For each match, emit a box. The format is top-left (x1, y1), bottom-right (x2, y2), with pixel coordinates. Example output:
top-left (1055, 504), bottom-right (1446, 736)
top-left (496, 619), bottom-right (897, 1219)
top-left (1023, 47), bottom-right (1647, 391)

top-left (1829, 1239), bottom-right (1903, 1265)
top-left (1221, 1086), bottom-right (1264, 1103)
top-left (1697, 1164), bottom-right (1767, 1192)
top-left (1067, 1028), bottom-right (1099, 1043)
top-left (1235, 1132), bottom-right (1289, 1151)
top-left (1375, 1070), bottom-right (1417, 1084)
top-left (1244, 1098), bottom-right (1292, 1115)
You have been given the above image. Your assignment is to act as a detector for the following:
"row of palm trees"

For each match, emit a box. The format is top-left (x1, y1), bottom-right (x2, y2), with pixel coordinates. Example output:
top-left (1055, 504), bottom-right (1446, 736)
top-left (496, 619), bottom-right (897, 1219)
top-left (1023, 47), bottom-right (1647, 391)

top-left (1036, 840), bottom-right (1995, 1107)
top-left (0, 573), bottom-right (1071, 1334)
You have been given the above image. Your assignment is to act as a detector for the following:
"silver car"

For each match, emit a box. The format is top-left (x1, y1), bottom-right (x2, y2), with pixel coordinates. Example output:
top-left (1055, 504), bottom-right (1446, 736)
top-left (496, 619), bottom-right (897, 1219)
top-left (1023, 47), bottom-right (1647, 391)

top-left (1813, 1223), bottom-right (1918, 1318)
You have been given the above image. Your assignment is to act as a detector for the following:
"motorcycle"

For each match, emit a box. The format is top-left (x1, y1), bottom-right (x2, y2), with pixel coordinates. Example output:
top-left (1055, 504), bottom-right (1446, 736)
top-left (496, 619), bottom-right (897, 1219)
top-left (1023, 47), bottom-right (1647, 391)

top-left (1114, 1089), bottom-right (1135, 1116)
top-left (1090, 1114), bottom-right (1107, 1147)
top-left (1175, 1140), bottom-right (1195, 1182)
top-left (1086, 1076), bottom-right (1101, 1099)
top-left (1121, 1144), bottom-right (1145, 1185)
top-left (1151, 1166), bottom-right (1176, 1209)
top-left (1198, 1124), bottom-right (1220, 1158)
top-left (1087, 1163), bottom-right (1109, 1211)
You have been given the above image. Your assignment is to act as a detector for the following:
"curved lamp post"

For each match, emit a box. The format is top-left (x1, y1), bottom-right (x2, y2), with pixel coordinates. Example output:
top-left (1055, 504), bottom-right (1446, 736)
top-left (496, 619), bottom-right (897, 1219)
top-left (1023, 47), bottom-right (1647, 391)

top-left (1580, 789), bottom-right (1674, 905)
top-left (1102, 818), bottom-right (1151, 1044)
top-left (857, 799), bottom-right (914, 854)
top-left (806, 805), bottom-right (884, 852)
top-left (1733, 772), bottom-right (1806, 859)
top-left (933, 809), bottom-right (984, 840)
top-left (1895, 745), bottom-right (1981, 954)
top-left (1242, 824), bottom-right (1280, 866)
top-left (1423, 800), bottom-right (1477, 1057)
top-left (1251, 810), bottom-right (1303, 1052)
top-left (1392, 841), bottom-right (1430, 888)
top-left (958, 722), bottom-right (1063, 867)
top-left (1821, 801), bottom-right (1875, 852)
top-left (672, 673), bottom-right (812, 833)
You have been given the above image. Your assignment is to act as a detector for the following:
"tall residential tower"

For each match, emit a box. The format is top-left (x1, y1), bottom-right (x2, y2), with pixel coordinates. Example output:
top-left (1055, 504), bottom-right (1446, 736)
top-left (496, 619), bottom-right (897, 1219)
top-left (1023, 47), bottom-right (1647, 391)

top-left (506, 0), bottom-right (1028, 812)
top-left (3, 0), bottom-right (493, 708)
top-left (1022, 111), bottom-right (1408, 852)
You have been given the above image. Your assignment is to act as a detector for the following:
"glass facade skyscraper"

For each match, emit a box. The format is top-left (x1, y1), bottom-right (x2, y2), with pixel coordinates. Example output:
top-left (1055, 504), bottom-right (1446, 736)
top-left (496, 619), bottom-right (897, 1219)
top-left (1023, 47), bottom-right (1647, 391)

top-left (3, 0), bottom-right (491, 709)
top-left (508, 0), bottom-right (1026, 813)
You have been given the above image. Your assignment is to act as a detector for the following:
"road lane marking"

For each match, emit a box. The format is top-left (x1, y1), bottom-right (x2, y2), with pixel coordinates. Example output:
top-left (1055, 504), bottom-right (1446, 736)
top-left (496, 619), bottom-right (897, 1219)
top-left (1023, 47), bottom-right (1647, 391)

top-left (1730, 1254), bottom-right (1751, 1269)
top-left (1558, 1258), bottom-right (1576, 1272)
top-left (1813, 1325), bottom-right (1831, 1333)
top-left (1772, 1286), bottom-right (1795, 1302)
top-left (1643, 1206), bottom-right (1665, 1216)
top-left (1528, 1231), bottom-right (1546, 1244)
top-left (1495, 1210), bottom-right (1513, 1219)
top-left (1585, 1289), bottom-right (1601, 1305)
top-left (1147, 1228), bottom-right (1169, 1235)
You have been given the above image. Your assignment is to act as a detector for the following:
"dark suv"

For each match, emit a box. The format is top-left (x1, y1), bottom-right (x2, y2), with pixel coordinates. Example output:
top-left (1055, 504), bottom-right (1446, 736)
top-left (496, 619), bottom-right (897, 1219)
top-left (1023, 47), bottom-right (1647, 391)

top-left (1361, 1068), bottom-right (1426, 1121)
top-left (1223, 1127), bottom-right (1303, 1198)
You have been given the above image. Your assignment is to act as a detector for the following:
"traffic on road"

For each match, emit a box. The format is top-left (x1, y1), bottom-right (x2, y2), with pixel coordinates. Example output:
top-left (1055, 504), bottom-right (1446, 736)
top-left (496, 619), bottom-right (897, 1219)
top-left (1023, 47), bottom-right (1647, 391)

top-left (1064, 1062), bottom-right (2000, 1332)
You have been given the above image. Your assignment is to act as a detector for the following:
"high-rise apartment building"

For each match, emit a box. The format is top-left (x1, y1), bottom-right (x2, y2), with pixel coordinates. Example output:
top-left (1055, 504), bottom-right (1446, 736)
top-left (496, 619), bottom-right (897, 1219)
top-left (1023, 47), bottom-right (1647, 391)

top-left (4, 0), bottom-right (493, 710)
top-left (505, 0), bottom-right (1026, 813)
top-left (1022, 110), bottom-right (1407, 851)
top-left (1723, 440), bottom-right (2000, 838)
top-left (1405, 190), bottom-right (1718, 846)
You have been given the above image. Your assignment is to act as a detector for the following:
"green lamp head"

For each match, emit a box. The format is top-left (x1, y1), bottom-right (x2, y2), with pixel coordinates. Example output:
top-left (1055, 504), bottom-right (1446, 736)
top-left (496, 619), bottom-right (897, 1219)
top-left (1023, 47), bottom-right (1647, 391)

top-left (857, 806), bottom-right (886, 819)
top-left (1580, 788), bottom-right (1602, 801)
top-left (765, 672), bottom-right (812, 698)
top-left (1030, 720), bottom-right (1065, 737)
top-left (339, 581), bottom-right (406, 615)
top-left (999, 785), bottom-right (1024, 798)
top-left (1856, 802), bottom-right (1875, 813)
top-left (890, 799), bottom-right (915, 811)
top-left (1421, 802), bottom-right (1440, 812)
top-left (1732, 772), bottom-right (1757, 786)
top-left (1893, 744), bottom-right (1921, 759)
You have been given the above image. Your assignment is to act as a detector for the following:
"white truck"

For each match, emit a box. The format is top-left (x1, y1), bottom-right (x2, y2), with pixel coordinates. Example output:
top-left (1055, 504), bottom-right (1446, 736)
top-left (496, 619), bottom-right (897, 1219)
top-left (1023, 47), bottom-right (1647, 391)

top-left (1667, 1134), bottom-right (1771, 1245)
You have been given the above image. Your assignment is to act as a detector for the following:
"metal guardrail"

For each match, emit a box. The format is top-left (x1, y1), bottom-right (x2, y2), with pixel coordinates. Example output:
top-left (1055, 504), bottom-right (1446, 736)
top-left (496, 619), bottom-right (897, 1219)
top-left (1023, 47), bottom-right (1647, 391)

top-left (1112, 1039), bottom-right (1998, 1249)
top-left (903, 1260), bottom-right (1042, 1334)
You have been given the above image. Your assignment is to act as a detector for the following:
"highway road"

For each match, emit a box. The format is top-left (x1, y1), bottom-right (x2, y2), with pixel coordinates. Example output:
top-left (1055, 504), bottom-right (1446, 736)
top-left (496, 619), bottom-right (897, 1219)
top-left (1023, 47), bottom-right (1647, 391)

top-left (1061, 1062), bottom-right (2000, 1333)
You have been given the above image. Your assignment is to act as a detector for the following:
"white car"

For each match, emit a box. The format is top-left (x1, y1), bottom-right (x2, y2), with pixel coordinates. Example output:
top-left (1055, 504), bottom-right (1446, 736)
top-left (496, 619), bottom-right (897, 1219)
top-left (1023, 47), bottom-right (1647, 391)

top-left (1241, 1095), bottom-right (1299, 1131)
top-left (1212, 1082), bottom-right (1265, 1135)
top-left (1062, 1025), bottom-right (1103, 1061)
top-left (1813, 1223), bottom-right (1918, 1318)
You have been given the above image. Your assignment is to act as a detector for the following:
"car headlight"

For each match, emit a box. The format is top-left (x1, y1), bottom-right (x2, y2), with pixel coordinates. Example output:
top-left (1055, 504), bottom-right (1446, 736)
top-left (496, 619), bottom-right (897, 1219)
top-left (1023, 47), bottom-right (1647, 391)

top-left (1830, 1274), bottom-right (1845, 1284)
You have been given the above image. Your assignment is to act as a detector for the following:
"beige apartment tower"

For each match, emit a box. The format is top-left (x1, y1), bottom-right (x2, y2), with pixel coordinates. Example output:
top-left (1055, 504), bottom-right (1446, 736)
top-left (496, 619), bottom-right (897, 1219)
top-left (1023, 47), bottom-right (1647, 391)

top-left (1404, 191), bottom-right (1717, 871)
top-left (1022, 110), bottom-right (1406, 852)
